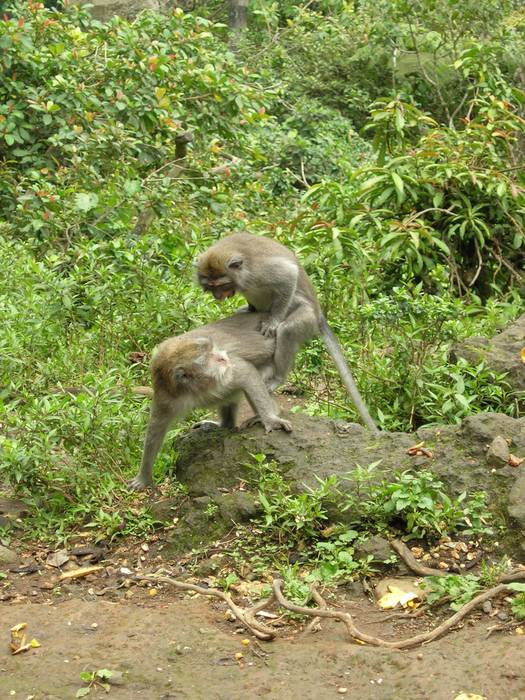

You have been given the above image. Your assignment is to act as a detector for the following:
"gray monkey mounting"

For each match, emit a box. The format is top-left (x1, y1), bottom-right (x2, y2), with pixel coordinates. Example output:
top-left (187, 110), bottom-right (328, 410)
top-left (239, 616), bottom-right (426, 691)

top-left (196, 232), bottom-right (378, 433)
top-left (129, 311), bottom-right (291, 491)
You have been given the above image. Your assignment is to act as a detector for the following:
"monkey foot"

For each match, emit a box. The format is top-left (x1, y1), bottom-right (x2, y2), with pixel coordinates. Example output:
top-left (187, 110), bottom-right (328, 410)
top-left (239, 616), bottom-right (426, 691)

top-left (128, 476), bottom-right (153, 492)
top-left (192, 420), bottom-right (221, 431)
top-left (240, 415), bottom-right (292, 433)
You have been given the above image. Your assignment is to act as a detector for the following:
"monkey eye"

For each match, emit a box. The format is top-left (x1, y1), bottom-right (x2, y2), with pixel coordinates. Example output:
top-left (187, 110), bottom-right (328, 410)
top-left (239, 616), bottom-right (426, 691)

top-left (174, 367), bottom-right (186, 380)
top-left (227, 256), bottom-right (243, 270)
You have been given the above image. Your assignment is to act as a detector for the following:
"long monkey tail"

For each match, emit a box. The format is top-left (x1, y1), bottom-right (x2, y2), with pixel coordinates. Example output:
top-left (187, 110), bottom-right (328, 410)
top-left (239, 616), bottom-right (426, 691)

top-left (319, 315), bottom-right (379, 433)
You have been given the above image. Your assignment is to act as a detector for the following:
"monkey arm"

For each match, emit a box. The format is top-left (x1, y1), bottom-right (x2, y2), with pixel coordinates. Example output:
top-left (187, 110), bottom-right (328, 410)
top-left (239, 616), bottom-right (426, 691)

top-left (259, 259), bottom-right (299, 337)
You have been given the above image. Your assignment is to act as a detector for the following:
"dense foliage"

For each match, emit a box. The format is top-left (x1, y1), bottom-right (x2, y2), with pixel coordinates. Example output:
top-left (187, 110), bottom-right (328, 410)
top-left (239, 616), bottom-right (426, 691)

top-left (1, 0), bottom-right (524, 539)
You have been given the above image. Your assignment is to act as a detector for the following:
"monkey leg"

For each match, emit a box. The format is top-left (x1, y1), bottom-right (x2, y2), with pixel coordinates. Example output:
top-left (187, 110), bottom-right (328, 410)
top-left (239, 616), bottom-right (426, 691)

top-left (270, 307), bottom-right (318, 390)
top-left (192, 402), bottom-right (239, 430)
top-left (235, 359), bottom-right (292, 433)
top-left (220, 402), bottom-right (239, 429)
top-left (129, 399), bottom-right (178, 492)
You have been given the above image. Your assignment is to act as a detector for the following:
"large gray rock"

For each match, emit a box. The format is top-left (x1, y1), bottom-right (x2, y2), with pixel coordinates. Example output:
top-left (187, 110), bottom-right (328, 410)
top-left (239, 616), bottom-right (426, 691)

top-left (451, 313), bottom-right (525, 392)
top-left (158, 412), bottom-right (525, 558)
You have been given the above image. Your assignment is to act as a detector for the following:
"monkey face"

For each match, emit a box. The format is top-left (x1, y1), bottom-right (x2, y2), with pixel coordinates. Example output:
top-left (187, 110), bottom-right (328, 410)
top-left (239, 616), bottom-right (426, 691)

top-left (196, 251), bottom-right (243, 300)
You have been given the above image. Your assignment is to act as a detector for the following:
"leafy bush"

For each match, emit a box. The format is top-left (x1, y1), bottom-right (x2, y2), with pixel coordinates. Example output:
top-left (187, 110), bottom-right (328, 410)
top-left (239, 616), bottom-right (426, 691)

top-left (305, 89), bottom-right (525, 295)
top-left (343, 469), bottom-right (492, 539)
top-left (0, 1), bottom-right (271, 239)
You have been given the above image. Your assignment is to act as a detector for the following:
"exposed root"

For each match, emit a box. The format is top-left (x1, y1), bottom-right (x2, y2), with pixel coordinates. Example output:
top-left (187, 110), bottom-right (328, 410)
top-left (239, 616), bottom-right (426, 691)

top-left (137, 567), bottom-right (525, 650)
top-left (135, 574), bottom-right (276, 641)
top-left (302, 583), bottom-right (327, 635)
top-left (273, 579), bottom-right (518, 649)
top-left (390, 539), bottom-right (448, 577)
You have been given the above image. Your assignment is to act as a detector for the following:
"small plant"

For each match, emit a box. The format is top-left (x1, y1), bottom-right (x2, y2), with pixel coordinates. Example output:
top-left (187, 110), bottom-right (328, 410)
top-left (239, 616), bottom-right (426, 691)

top-left (479, 557), bottom-right (513, 587)
top-left (250, 454), bottom-right (337, 543)
top-left (77, 669), bottom-right (114, 697)
top-left (204, 502), bottom-right (219, 519)
top-left (312, 529), bottom-right (370, 581)
top-left (277, 563), bottom-right (312, 606)
top-left (217, 572), bottom-right (239, 592)
top-left (421, 574), bottom-right (481, 611)
top-left (507, 583), bottom-right (525, 621)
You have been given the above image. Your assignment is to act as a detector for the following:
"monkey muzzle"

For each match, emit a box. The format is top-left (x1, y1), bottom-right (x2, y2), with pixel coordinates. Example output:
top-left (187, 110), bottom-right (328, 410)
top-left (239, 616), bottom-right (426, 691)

top-left (209, 284), bottom-right (236, 301)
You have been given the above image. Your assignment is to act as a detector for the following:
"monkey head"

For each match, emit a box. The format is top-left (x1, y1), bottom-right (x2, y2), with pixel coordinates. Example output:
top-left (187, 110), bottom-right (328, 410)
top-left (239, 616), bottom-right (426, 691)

top-left (195, 249), bottom-right (244, 301)
top-left (153, 336), bottom-right (232, 395)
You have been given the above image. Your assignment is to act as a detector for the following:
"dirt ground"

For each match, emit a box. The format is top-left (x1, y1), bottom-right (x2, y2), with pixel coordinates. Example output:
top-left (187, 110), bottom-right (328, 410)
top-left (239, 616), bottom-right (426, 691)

top-left (2, 572), bottom-right (525, 700)
top-left (2, 396), bottom-right (525, 699)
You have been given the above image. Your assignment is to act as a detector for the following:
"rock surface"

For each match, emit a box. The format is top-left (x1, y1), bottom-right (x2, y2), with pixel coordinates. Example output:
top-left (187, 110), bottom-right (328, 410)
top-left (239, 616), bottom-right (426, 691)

top-left (155, 412), bottom-right (525, 558)
top-left (452, 313), bottom-right (525, 391)
top-left (74, 0), bottom-right (168, 21)
top-left (0, 544), bottom-right (20, 567)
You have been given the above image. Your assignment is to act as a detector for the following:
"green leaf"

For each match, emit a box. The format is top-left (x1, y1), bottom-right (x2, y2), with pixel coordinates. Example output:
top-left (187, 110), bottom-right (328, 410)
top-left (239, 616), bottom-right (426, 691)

top-left (391, 172), bottom-right (405, 205)
top-left (507, 583), bottom-right (525, 592)
top-left (74, 193), bottom-right (99, 212)
top-left (123, 180), bottom-right (141, 196)
top-left (76, 688), bottom-right (91, 698)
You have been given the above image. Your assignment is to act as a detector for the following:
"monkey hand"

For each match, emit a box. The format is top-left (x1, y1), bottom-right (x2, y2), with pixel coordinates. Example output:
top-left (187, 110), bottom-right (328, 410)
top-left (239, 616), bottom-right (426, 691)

top-left (128, 474), bottom-right (153, 492)
top-left (240, 415), bottom-right (292, 433)
top-left (259, 318), bottom-right (281, 337)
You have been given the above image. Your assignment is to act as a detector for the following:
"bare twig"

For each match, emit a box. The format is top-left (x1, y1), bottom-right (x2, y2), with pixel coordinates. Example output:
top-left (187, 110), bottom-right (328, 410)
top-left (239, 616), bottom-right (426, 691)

top-left (468, 239), bottom-right (484, 287)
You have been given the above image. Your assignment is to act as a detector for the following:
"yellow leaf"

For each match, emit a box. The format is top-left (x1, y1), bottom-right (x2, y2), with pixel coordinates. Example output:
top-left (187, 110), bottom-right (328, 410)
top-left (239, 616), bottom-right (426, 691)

top-left (30, 639), bottom-right (41, 648)
top-left (155, 87), bottom-right (166, 101)
top-left (148, 588), bottom-right (158, 597)
top-left (377, 585), bottom-right (419, 609)
top-left (453, 695), bottom-right (484, 700)
top-left (521, 347), bottom-right (525, 365)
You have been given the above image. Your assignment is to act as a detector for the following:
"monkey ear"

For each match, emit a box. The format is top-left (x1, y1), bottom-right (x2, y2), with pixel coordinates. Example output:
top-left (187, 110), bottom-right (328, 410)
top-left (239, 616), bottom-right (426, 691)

top-left (227, 256), bottom-right (243, 270)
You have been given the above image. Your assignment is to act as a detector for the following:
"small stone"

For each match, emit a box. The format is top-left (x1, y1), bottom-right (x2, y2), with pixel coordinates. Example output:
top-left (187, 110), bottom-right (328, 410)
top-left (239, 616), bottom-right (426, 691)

top-left (482, 601), bottom-right (492, 614)
top-left (497, 611), bottom-right (509, 621)
top-left (438, 561), bottom-right (449, 570)
top-left (175, 644), bottom-right (192, 655)
top-left (338, 689), bottom-right (348, 695)
top-left (107, 671), bottom-right (125, 686)
top-left (486, 436), bottom-right (510, 468)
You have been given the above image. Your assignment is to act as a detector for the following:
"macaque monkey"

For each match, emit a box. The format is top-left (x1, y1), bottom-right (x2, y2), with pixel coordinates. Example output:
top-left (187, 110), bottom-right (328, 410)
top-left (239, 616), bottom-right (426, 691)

top-left (129, 312), bottom-right (291, 491)
top-left (196, 232), bottom-right (378, 433)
